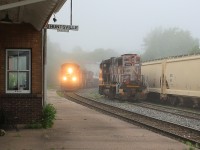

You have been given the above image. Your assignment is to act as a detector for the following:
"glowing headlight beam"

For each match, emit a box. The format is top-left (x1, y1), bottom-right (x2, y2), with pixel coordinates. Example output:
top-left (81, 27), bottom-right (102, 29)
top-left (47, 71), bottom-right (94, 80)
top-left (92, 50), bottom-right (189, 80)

top-left (67, 68), bottom-right (73, 74)
top-left (72, 77), bottom-right (77, 81)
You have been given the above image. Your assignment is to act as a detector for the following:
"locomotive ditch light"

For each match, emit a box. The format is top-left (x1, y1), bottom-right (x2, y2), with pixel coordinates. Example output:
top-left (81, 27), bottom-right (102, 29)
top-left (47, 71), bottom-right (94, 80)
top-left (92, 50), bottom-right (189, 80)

top-left (67, 68), bottom-right (73, 74)
top-left (72, 76), bottom-right (77, 81)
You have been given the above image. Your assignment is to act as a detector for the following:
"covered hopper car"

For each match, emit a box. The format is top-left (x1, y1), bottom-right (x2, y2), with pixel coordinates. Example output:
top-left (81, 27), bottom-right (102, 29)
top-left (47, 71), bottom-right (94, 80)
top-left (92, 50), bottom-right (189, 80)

top-left (141, 54), bottom-right (200, 108)
top-left (99, 54), bottom-right (147, 100)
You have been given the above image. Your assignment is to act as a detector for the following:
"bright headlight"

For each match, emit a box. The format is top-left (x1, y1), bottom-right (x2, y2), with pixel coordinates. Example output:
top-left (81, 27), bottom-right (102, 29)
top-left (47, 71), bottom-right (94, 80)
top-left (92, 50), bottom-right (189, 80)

top-left (67, 68), bottom-right (73, 74)
top-left (72, 77), bottom-right (77, 81)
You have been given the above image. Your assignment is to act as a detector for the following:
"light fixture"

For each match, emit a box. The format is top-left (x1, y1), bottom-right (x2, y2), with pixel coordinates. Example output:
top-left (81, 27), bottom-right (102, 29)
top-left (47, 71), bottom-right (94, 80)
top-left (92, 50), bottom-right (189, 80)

top-left (1, 13), bottom-right (12, 23)
top-left (53, 14), bottom-right (57, 22)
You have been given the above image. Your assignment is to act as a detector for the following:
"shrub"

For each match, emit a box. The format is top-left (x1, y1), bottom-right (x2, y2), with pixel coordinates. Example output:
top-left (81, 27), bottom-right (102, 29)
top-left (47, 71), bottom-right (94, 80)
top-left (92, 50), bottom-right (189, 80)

top-left (25, 121), bottom-right (42, 129)
top-left (185, 141), bottom-right (195, 150)
top-left (26, 104), bottom-right (56, 129)
top-left (41, 104), bottom-right (56, 128)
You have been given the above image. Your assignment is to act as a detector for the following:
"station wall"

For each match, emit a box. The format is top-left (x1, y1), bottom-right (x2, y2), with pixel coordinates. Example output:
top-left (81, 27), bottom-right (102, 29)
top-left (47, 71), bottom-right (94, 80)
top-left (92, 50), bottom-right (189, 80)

top-left (0, 23), bottom-right (43, 123)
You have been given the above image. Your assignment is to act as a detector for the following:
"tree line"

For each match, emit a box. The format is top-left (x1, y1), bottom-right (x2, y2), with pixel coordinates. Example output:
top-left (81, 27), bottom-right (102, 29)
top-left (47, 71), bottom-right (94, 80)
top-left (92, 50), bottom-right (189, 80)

top-left (142, 27), bottom-right (200, 61)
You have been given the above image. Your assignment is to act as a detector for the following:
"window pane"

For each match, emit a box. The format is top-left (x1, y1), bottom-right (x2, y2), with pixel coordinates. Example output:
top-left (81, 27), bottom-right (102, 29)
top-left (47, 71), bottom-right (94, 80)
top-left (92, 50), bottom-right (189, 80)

top-left (8, 51), bottom-right (18, 70)
top-left (18, 51), bottom-right (29, 70)
top-left (8, 72), bottom-right (18, 90)
top-left (18, 72), bottom-right (29, 90)
top-left (6, 49), bottom-right (31, 93)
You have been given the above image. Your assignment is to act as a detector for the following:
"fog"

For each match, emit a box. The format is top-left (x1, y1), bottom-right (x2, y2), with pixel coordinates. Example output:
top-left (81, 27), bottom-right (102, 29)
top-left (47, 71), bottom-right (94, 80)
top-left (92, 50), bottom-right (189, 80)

top-left (48, 0), bottom-right (200, 55)
top-left (46, 40), bottom-right (119, 86)
top-left (47, 0), bottom-right (200, 86)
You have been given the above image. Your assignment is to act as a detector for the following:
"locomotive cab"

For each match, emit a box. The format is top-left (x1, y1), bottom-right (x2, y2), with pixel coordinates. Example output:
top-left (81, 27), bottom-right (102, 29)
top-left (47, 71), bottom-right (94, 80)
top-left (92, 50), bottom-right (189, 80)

top-left (99, 54), bottom-right (147, 100)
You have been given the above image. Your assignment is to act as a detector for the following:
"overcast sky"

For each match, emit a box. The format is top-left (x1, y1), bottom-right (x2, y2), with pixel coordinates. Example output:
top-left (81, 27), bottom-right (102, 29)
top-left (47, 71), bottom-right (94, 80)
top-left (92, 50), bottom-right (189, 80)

top-left (47, 0), bottom-right (200, 54)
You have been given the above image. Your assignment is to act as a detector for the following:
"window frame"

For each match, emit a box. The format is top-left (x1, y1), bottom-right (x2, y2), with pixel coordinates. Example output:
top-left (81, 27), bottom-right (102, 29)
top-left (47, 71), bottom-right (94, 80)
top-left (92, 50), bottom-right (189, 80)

top-left (6, 49), bottom-right (31, 94)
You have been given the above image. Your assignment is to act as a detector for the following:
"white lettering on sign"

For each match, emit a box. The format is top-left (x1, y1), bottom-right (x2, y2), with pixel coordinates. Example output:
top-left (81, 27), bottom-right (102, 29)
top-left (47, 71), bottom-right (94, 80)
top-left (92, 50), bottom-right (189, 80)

top-left (47, 24), bottom-right (79, 32)
top-left (57, 29), bottom-right (69, 32)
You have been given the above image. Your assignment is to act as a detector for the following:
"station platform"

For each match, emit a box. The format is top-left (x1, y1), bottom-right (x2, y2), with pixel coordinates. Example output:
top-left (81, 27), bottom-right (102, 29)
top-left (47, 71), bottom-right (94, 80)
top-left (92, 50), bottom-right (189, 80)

top-left (0, 89), bottom-right (189, 150)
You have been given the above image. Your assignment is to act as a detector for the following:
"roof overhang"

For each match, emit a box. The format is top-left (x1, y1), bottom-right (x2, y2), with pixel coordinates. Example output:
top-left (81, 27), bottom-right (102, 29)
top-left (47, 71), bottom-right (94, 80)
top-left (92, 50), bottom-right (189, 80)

top-left (0, 0), bottom-right (67, 31)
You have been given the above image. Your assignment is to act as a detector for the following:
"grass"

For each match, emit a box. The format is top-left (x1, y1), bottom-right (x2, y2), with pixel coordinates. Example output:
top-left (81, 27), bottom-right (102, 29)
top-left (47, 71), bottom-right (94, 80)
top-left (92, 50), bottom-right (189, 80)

top-left (184, 141), bottom-right (197, 150)
top-left (56, 91), bottom-right (64, 97)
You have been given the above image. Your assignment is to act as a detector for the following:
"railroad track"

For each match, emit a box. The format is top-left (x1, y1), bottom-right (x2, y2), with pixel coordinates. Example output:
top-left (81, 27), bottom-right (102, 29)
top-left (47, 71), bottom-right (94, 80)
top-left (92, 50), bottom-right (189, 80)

top-left (77, 88), bottom-right (200, 121)
top-left (129, 101), bottom-right (200, 121)
top-left (61, 91), bottom-right (200, 148)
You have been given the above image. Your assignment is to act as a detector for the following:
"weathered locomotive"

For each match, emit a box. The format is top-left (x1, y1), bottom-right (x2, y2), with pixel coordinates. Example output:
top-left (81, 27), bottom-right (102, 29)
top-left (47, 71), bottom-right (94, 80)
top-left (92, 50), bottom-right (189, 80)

top-left (142, 54), bottom-right (200, 108)
top-left (99, 54), bottom-right (147, 100)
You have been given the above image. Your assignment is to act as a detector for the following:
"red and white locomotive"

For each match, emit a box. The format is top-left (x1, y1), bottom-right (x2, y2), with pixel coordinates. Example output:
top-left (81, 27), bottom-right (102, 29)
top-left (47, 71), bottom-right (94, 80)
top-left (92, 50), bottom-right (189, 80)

top-left (99, 54), bottom-right (147, 100)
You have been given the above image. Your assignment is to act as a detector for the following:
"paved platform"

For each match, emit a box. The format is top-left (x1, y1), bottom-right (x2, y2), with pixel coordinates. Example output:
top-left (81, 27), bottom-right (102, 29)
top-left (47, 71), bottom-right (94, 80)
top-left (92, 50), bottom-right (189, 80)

top-left (0, 89), bottom-right (189, 150)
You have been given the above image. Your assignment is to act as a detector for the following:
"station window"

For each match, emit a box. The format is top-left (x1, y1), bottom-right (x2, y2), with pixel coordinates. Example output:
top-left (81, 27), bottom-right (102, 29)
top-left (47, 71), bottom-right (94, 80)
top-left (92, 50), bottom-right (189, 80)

top-left (6, 49), bottom-right (31, 93)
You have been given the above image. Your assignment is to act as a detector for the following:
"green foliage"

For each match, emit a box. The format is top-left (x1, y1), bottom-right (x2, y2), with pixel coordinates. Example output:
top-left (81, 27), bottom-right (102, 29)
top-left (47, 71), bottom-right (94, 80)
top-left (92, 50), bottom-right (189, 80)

top-left (26, 104), bottom-right (56, 129)
top-left (142, 27), bottom-right (200, 61)
top-left (195, 143), bottom-right (200, 149)
top-left (25, 121), bottom-right (42, 129)
top-left (56, 91), bottom-right (64, 97)
top-left (41, 104), bottom-right (56, 128)
top-left (185, 141), bottom-right (195, 150)
top-left (190, 45), bottom-right (200, 54)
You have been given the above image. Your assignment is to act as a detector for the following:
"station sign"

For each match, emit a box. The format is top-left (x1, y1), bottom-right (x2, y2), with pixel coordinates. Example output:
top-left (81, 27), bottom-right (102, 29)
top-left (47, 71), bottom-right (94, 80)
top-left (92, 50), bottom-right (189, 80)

top-left (47, 24), bottom-right (79, 32)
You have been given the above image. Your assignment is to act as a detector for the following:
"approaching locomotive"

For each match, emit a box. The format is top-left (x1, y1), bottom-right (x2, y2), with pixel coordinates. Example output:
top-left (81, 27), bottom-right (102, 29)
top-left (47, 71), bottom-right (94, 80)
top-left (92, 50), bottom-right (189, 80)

top-left (99, 54), bottom-right (147, 100)
top-left (60, 63), bottom-right (82, 91)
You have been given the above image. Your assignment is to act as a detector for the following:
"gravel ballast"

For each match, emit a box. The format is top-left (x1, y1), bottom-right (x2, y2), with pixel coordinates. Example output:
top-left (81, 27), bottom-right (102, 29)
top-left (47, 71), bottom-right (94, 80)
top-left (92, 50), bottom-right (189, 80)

top-left (77, 88), bottom-right (200, 131)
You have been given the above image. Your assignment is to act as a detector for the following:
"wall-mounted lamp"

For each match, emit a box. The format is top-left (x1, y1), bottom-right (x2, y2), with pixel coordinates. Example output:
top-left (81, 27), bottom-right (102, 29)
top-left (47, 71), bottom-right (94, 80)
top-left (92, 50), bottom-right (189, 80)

top-left (53, 14), bottom-right (57, 22)
top-left (0, 13), bottom-right (13, 23)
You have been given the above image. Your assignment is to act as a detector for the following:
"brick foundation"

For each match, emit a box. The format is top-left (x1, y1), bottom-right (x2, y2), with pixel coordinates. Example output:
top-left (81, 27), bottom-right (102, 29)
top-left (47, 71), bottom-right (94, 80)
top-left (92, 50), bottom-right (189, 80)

top-left (0, 94), bottom-right (42, 123)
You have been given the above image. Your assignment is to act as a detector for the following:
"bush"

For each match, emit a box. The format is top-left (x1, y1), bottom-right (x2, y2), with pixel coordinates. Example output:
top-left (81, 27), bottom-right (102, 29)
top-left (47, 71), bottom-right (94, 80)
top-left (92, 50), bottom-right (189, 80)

top-left (41, 104), bottom-right (56, 128)
top-left (25, 121), bottom-right (42, 129)
top-left (26, 104), bottom-right (56, 129)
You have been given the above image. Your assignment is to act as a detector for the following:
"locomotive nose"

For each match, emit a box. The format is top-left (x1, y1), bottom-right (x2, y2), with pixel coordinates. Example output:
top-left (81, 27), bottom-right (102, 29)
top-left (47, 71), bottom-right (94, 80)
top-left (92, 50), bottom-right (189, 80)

top-left (72, 76), bottom-right (77, 81)
top-left (67, 68), bottom-right (73, 74)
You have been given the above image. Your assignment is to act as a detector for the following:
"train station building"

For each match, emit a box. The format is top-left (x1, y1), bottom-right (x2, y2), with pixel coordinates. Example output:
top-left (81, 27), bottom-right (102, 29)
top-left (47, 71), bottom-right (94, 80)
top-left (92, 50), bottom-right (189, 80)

top-left (0, 0), bottom-right (67, 124)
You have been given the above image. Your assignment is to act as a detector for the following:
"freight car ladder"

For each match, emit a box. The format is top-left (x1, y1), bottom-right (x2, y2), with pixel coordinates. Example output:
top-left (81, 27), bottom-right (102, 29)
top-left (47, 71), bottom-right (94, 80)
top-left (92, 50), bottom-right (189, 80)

top-left (160, 60), bottom-right (167, 100)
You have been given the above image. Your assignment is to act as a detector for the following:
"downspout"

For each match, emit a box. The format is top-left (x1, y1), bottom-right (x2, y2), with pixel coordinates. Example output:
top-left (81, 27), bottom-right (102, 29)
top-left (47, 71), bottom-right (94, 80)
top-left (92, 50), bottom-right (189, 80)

top-left (42, 28), bottom-right (47, 106)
